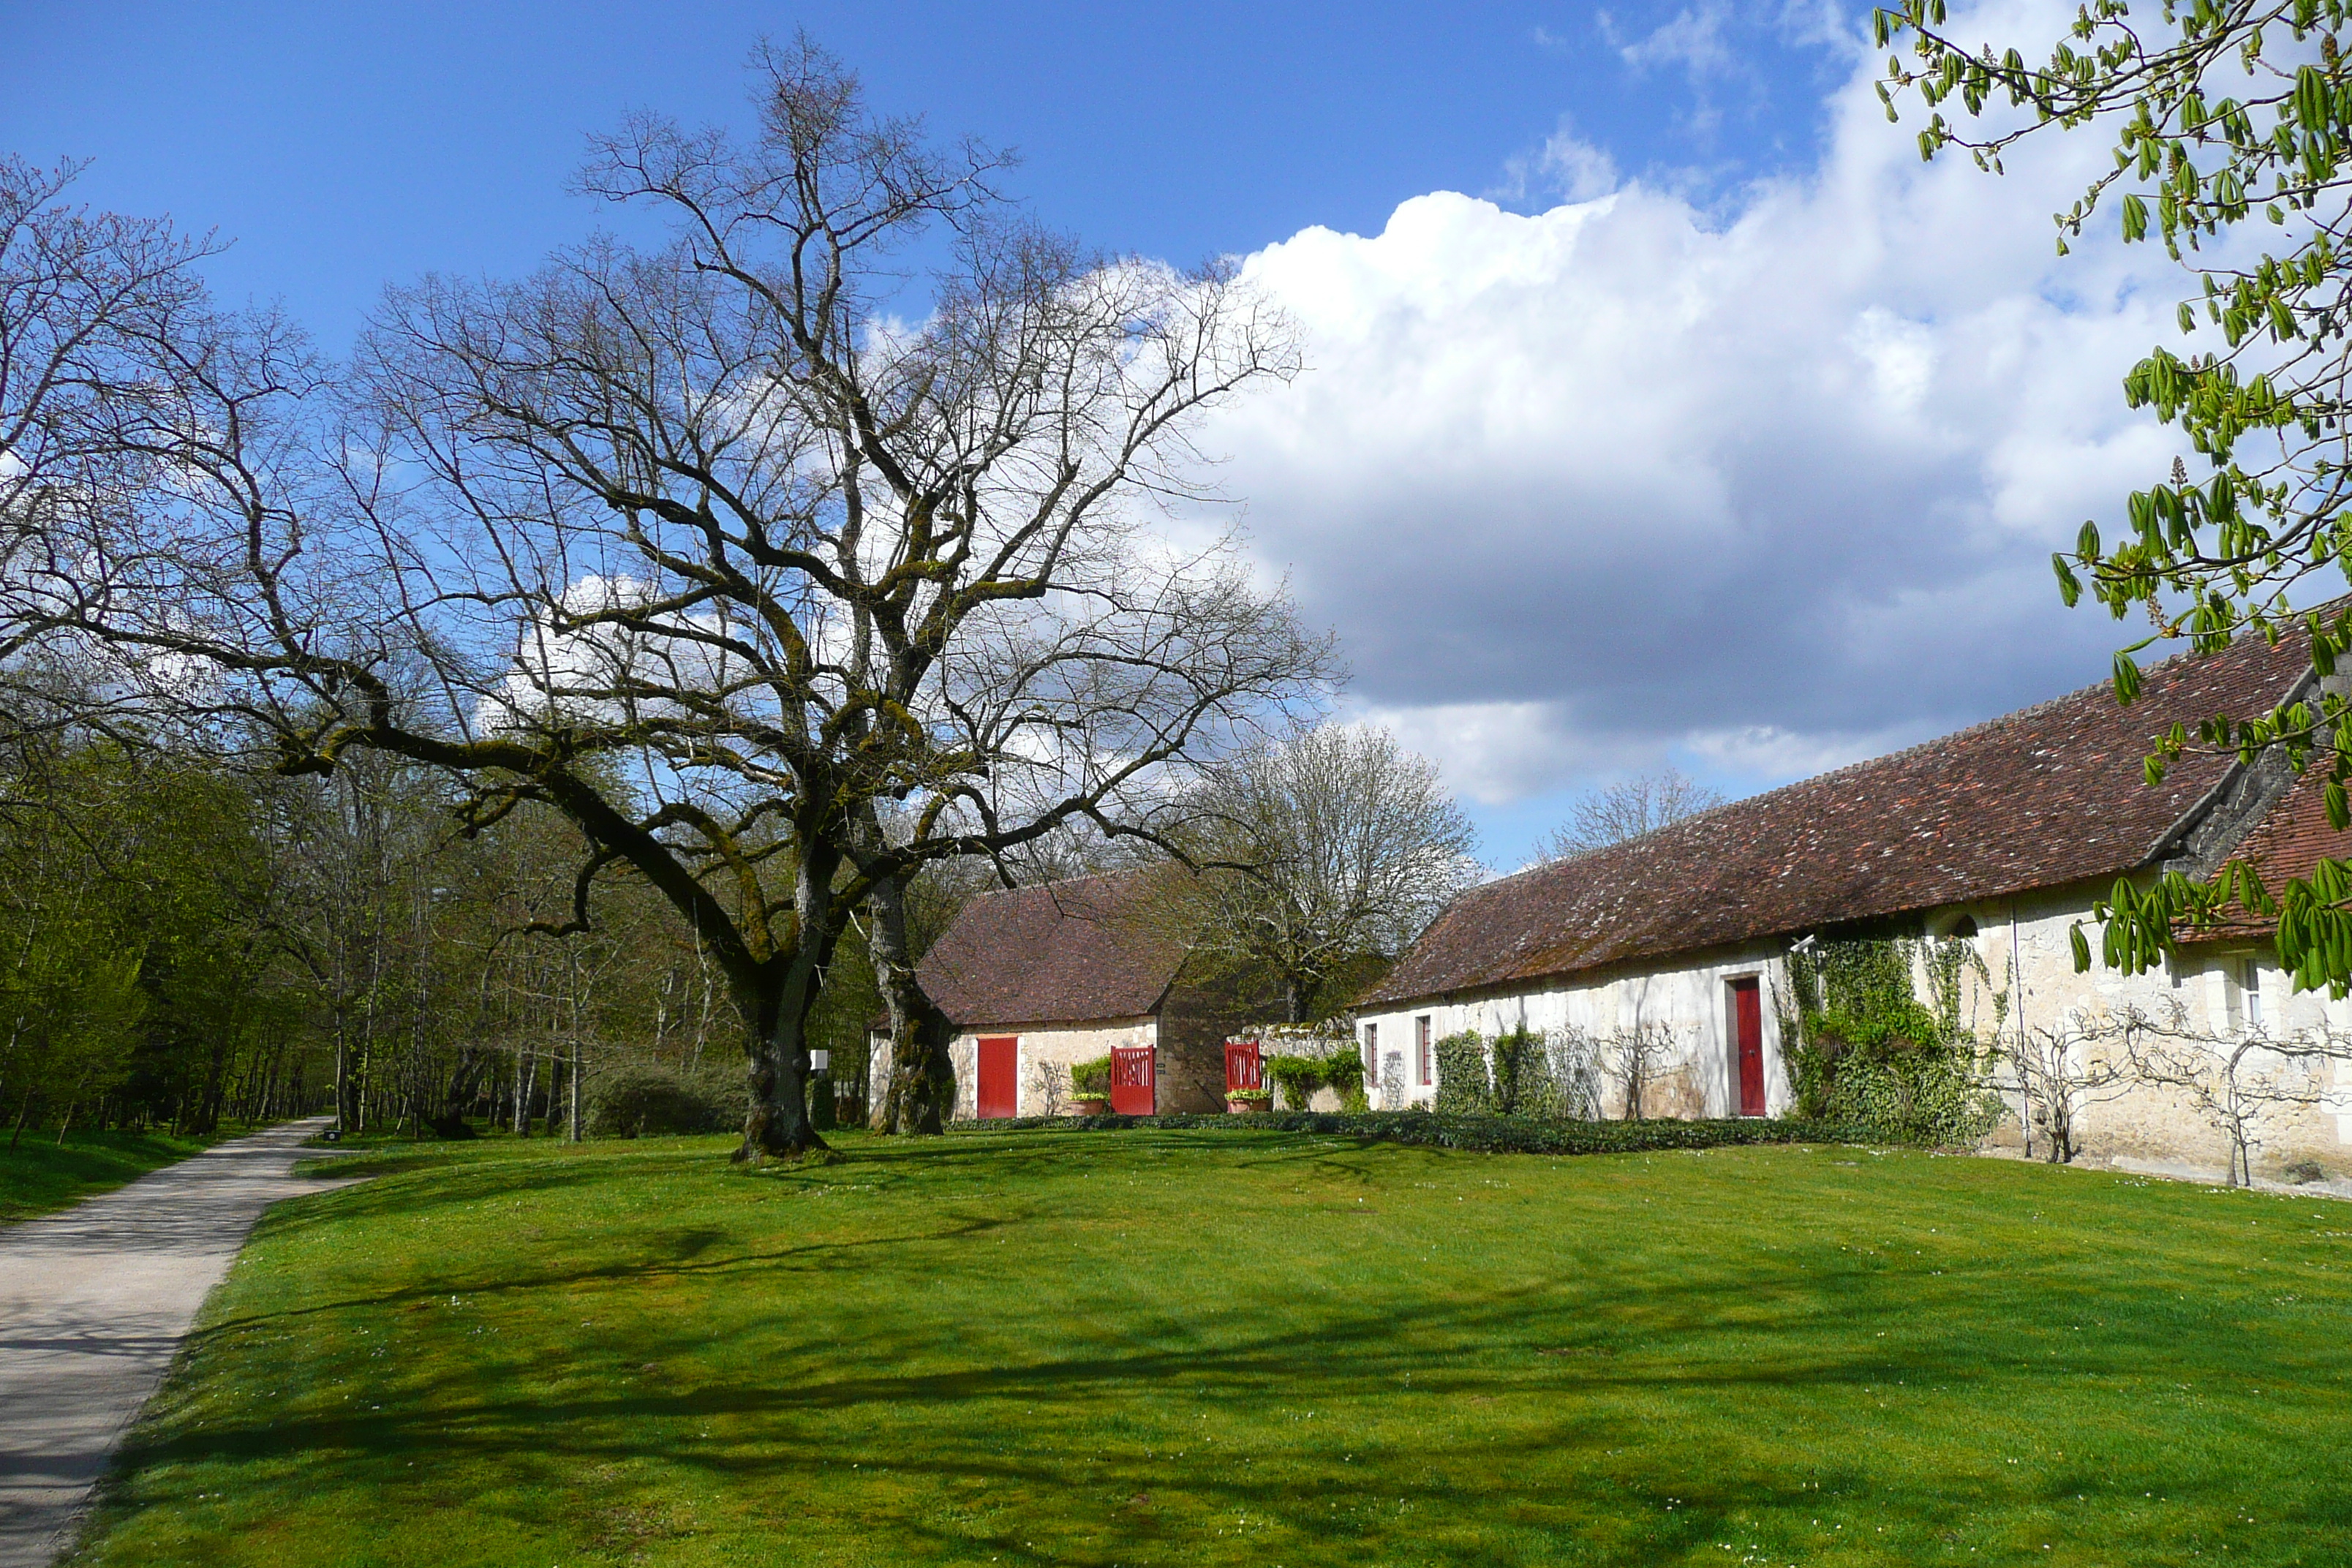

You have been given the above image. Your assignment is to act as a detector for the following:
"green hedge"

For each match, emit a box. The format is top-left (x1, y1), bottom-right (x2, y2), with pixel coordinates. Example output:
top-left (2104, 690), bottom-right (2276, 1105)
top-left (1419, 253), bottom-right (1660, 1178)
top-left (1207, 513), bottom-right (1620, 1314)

top-left (946, 1109), bottom-right (1922, 1156)
top-left (1490, 1026), bottom-right (1557, 1117)
top-left (1264, 1052), bottom-right (1366, 1112)
top-left (586, 1069), bottom-right (734, 1138)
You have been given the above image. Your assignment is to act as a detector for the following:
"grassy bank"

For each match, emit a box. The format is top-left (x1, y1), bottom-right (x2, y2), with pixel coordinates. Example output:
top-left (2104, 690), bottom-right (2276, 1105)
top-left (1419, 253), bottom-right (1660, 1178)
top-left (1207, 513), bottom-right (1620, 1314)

top-left (0, 1126), bottom-right (244, 1225)
top-left (68, 1128), bottom-right (2352, 1567)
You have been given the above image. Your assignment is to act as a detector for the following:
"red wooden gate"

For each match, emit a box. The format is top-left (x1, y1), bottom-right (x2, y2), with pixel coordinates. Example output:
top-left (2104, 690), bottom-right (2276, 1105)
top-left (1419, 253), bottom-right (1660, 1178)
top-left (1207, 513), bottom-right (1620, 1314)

top-left (976, 1036), bottom-right (1018, 1119)
top-left (1224, 1039), bottom-right (1263, 1095)
top-left (1109, 1045), bottom-right (1156, 1115)
top-left (1731, 979), bottom-right (1765, 1117)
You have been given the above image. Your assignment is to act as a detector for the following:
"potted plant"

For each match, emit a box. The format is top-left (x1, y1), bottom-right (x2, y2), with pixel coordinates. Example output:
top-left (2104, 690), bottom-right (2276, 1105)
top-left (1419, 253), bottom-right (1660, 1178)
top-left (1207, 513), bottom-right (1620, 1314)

top-left (1069, 1055), bottom-right (1112, 1115)
top-left (1226, 1088), bottom-right (1272, 1115)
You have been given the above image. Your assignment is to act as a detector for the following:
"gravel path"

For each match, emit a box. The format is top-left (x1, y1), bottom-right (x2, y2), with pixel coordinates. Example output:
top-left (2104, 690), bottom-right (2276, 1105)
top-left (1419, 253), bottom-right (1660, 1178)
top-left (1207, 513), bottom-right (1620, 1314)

top-left (0, 1119), bottom-right (350, 1567)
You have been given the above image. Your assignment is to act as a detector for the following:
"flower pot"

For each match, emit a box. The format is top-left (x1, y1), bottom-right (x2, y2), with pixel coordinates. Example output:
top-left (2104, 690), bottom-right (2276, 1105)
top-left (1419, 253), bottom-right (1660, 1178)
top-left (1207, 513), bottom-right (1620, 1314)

top-left (1227, 1096), bottom-right (1267, 1115)
top-left (1070, 1096), bottom-right (1109, 1116)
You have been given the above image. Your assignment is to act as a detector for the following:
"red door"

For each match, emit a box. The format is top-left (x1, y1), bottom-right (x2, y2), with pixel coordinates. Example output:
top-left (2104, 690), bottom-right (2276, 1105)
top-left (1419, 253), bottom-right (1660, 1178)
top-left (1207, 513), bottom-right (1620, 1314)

top-left (1109, 1046), bottom-right (1156, 1115)
top-left (1732, 979), bottom-right (1765, 1117)
top-left (976, 1036), bottom-right (1017, 1119)
top-left (1224, 1040), bottom-right (1263, 1094)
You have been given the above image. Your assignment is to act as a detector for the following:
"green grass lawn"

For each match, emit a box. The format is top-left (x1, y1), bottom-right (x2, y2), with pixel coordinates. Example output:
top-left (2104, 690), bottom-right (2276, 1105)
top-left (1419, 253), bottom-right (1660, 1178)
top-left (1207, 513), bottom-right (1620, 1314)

top-left (0, 1126), bottom-right (244, 1225)
top-left (65, 1128), bottom-right (2352, 1567)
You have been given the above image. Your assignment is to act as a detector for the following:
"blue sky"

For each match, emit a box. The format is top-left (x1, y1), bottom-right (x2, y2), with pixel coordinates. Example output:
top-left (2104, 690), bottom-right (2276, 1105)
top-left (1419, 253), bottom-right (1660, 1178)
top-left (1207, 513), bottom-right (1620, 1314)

top-left (7, 2), bottom-right (2173, 870)
top-left (6, 3), bottom-right (1847, 342)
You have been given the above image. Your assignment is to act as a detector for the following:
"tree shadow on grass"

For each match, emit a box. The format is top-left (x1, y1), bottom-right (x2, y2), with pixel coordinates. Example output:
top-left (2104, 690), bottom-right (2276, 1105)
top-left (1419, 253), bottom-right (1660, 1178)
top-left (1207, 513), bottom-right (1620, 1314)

top-left (98, 1256), bottom-right (2344, 1567)
top-left (83, 1131), bottom-right (2351, 1564)
top-left (200, 1203), bottom-right (1033, 1336)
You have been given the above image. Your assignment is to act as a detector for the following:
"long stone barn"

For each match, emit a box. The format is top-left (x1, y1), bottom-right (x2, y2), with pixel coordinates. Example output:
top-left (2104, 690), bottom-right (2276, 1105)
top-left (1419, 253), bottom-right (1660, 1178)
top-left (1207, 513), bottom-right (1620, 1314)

top-left (1352, 625), bottom-right (2352, 1183)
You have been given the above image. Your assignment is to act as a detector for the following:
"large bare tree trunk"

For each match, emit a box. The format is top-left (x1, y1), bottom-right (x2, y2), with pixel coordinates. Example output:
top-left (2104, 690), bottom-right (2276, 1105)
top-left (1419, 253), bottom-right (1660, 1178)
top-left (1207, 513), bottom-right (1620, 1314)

top-left (731, 843), bottom-right (843, 1161)
top-left (870, 870), bottom-right (955, 1135)
top-left (732, 961), bottom-right (829, 1158)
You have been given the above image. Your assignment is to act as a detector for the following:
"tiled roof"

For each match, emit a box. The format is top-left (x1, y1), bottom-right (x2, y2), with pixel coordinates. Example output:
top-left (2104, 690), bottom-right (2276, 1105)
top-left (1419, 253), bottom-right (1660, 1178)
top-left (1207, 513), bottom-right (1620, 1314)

top-left (2185, 757), bottom-right (2352, 942)
top-left (916, 869), bottom-right (1183, 1028)
top-left (1361, 628), bottom-right (2313, 1007)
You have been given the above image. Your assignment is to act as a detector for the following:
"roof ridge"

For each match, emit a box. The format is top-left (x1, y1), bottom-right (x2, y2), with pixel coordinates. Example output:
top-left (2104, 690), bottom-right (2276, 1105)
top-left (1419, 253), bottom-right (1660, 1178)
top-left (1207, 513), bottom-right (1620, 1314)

top-left (971, 865), bottom-right (1156, 900)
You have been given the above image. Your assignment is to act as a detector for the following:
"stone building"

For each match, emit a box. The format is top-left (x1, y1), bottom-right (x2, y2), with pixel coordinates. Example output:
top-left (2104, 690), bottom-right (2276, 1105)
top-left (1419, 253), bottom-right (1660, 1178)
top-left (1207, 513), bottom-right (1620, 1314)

top-left (1354, 625), bottom-right (2352, 1183)
top-left (870, 868), bottom-right (1260, 1119)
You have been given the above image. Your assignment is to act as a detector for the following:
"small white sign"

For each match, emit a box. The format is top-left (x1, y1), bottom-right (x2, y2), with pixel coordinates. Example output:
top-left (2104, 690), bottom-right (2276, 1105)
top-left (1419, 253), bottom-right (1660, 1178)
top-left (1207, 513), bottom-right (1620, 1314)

top-left (810, 1049), bottom-right (832, 1071)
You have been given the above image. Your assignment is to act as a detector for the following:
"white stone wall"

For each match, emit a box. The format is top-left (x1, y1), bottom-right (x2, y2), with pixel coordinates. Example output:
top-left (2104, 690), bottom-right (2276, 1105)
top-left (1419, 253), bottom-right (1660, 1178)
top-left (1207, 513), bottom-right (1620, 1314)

top-left (1363, 878), bottom-right (2352, 1180)
top-left (867, 1017), bottom-right (1160, 1118)
top-left (1964, 881), bottom-right (2352, 1180)
top-left (1354, 940), bottom-right (1795, 1118)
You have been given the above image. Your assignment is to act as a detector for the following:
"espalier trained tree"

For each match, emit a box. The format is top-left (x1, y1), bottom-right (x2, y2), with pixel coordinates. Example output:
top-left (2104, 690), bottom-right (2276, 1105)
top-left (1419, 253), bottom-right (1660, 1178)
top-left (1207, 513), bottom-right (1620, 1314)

top-left (0, 40), bottom-right (1329, 1158)
top-left (1880, 1), bottom-right (2352, 991)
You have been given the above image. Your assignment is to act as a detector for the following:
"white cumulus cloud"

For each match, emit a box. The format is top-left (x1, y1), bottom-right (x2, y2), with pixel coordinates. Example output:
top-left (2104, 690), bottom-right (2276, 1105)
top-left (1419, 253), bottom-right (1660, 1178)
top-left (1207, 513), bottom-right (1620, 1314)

top-left (1200, 0), bottom-right (2204, 813)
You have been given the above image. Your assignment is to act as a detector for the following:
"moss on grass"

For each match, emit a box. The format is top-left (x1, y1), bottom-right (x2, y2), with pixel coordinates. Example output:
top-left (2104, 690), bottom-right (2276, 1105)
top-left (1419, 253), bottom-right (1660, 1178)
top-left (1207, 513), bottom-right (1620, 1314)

top-left (66, 1129), bottom-right (2352, 1567)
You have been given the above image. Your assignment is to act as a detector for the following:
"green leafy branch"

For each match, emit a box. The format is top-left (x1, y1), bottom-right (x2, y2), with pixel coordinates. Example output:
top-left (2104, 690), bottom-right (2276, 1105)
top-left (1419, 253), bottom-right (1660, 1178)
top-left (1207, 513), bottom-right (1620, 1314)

top-left (1880, 0), bottom-right (2352, 987)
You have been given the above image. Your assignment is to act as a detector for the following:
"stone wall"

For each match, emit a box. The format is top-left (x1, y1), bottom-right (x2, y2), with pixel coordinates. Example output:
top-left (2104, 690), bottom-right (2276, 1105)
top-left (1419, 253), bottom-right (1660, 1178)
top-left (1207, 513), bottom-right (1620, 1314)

top-left (1361, 876), bottom-right (2352, 1185)
top-left (1354, 939), bottom-right (1795, 1118)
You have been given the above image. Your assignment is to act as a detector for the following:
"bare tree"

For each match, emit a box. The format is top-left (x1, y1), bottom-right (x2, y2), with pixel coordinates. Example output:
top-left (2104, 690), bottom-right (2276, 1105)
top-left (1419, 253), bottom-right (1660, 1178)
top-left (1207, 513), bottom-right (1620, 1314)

top-left (1024, 1055), bottom-right (1068, 1118)
top-left (2105, 1003), bottom-right (2352, 1188)
top-left (0, 157), bottom-right (220, 738)
top-left (1542, 768), bottom-right (1724, 862)
top-left (1993, 1016), bottom-right (2136, 1166)
top-left (0, 41), bottom-right (1330, 1158)
top-left (1176, 724), bottom-right (1478, 1023)
top-left (862, 808), bottom-right (961, 1135)
top-left (1596, 1021), bottom-right (1679, 1122)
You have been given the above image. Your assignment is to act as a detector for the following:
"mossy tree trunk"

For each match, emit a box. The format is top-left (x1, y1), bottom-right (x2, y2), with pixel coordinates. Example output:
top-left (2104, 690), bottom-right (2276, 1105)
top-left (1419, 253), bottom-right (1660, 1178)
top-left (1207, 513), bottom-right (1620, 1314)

top-left (728, 843), bottom-right (844, 1162)
top-left (869, 867), bottom-right (955, 1135)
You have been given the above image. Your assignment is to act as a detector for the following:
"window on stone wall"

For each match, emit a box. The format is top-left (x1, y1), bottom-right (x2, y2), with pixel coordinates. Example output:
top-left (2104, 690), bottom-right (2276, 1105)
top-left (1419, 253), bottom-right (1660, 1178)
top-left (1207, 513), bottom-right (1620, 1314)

top-left (1362, 1022), bottom-right (1378, 1085)
top-left (1417, 1015), bottom-right (1433, 1085)
top-left (2243, 957), bottom-right (2264, 1030)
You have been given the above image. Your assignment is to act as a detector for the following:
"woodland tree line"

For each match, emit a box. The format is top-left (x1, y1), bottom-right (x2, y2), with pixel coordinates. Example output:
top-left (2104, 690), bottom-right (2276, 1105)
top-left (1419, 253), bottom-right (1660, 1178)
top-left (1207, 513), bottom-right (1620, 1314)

top-left (0, 698), bottom-right (1480, 1145)
top-left (0, 715), bottom-right (914, 1142)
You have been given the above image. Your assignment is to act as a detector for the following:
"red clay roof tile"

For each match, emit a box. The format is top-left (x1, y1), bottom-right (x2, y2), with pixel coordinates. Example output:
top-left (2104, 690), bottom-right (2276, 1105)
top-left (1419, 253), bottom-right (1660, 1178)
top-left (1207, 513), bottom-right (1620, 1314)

top-left (1360, 628), bottom-right (2312, 1006)
top-left (916, 869), bottom-right (1184, 1028)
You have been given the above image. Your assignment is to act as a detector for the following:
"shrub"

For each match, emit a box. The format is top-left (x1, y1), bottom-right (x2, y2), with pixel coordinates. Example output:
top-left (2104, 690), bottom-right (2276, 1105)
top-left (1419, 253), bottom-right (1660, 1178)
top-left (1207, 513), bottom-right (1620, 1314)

top-left (1435, 1028), bottom-right (1597, 1118)
top-left (586, 1069), bottom-right (732, 1139)
top-left (1226, 1088), bottom-right (1272, 1104)
top-left (1264, 1052), bottom-right (1327, 1109)
top-left (951, 1109), bottom-right (1920, 1156)
top-left (1322, 1052), bottom-right (1365, 1104)
top-left (1433, 1031), bottom-right (1491, 1115)
top-left (1263, 1050), bottom-right (1368, 1110)
top-left (1491, 1026), bottom-right (1561, 1117)
top-left (1070, 1055), bottom-right (1112, 1096)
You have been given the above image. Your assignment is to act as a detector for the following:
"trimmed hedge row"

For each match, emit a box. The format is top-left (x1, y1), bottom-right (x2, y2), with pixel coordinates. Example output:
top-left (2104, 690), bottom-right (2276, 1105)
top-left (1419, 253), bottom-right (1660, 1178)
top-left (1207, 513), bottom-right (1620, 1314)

top-left (945, 1109), bottom-right (1918, 1156)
